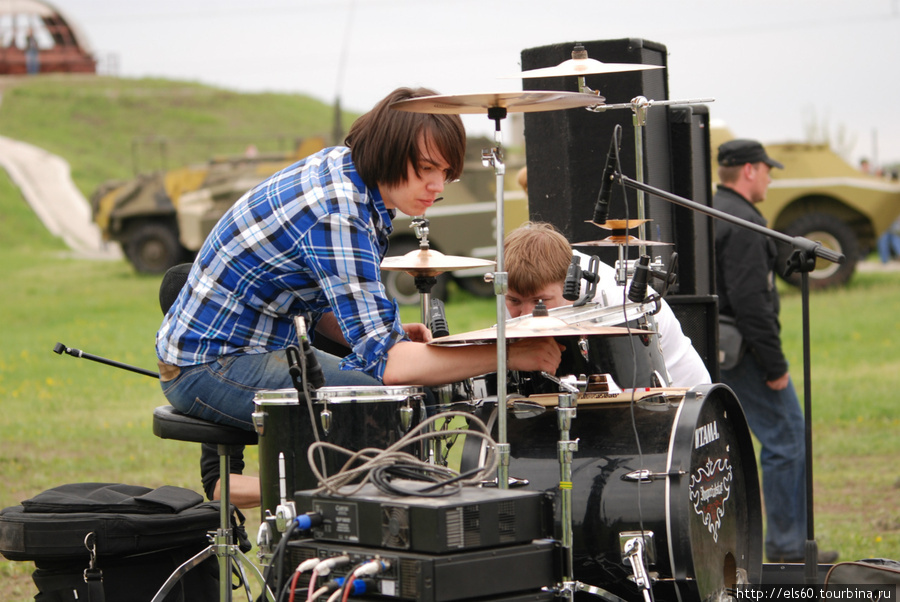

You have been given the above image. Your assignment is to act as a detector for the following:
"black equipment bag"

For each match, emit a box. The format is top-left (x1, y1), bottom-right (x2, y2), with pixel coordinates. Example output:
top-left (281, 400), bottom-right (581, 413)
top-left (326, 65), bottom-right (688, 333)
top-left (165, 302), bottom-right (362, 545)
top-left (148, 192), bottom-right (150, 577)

top-left (0, 483), bottom-right (229, 601)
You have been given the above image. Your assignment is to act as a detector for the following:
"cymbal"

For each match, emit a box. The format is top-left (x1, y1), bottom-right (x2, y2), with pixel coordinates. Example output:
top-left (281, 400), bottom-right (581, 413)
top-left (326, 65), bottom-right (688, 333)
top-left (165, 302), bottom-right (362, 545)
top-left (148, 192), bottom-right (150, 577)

top-left (429, 316), bottom-right (654, 346)
top-left (390, 91), bottom-right (604, 115)
top-left (575, 235), bottom-right (673, 247)
top-left (585, 218), bottom-right (650, 231)
top-left (506, 58), bottom-right (664, 79)
top-left (381, 248), bottom-right (495, 276)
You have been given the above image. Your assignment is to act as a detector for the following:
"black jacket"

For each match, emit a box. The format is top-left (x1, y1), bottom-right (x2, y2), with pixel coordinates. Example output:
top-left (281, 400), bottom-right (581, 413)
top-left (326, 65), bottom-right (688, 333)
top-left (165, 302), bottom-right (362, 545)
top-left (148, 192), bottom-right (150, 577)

top-left (713, 186), bottom-right (788, 380)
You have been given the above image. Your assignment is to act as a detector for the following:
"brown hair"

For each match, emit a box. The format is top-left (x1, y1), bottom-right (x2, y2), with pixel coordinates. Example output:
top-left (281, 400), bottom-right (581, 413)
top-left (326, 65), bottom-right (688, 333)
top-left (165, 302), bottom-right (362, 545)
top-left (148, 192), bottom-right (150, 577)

top-left (504, 221), bottom-right (572, 297)
top-left (717, 164), bottom-right (743, 185)
top-left (345, 87), bottom-right (466, 190)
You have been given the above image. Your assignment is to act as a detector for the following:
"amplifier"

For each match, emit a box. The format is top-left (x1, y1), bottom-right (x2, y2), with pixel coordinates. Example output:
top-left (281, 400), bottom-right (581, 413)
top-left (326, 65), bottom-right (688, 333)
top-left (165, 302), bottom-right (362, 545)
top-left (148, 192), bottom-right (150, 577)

top-left (294, 481), bottom-right (552, 554)
top-left (287, 538), bottom-right (559, 602)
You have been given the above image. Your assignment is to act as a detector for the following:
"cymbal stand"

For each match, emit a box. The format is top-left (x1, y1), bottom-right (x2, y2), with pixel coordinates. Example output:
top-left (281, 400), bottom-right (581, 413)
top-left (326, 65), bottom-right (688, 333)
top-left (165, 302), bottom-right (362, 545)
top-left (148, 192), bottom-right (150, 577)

top-left (550, 368), bottom-right (629, 602)
top-left (587, 95), bottom-right (713, 257)
top-left (481, 106), bottom-right (511, 490)
top-left (409, 217), bottom-right (438, 329)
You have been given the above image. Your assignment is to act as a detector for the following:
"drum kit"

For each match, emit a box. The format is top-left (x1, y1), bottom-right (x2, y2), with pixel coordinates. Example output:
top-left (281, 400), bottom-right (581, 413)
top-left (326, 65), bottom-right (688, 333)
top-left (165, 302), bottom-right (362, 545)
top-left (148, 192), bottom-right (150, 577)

top-left (252, 45), bottom-right (763, 602)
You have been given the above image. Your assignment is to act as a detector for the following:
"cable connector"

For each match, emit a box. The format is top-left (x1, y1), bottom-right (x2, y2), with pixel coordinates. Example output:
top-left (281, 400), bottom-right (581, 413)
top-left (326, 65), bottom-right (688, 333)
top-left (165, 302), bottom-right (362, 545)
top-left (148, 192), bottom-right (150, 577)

top-left (294, 511), bottom-right (323, 531)
top-left (334, 577), bottom-right (378, 596)
top-left (314, 554), bottom-right (350, 576)
top-left (296, 557), bottom-right (321, 573)
top-left (354, 559), bottom-right (391, 577)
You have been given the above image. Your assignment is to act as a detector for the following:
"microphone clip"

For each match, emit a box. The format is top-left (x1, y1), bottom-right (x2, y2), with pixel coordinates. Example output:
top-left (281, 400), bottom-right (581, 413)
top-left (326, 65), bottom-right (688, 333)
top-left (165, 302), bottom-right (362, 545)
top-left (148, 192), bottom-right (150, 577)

top-left (563, 254), bottom-right (601, 307)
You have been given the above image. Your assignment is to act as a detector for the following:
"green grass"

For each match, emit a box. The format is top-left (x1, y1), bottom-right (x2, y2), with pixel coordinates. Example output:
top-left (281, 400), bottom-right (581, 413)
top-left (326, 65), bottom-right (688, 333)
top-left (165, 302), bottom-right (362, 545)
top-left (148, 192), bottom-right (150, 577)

top-left (0, 74), bottom-right (342, 197)
top-left (1, 75), bottom-right (898, 599)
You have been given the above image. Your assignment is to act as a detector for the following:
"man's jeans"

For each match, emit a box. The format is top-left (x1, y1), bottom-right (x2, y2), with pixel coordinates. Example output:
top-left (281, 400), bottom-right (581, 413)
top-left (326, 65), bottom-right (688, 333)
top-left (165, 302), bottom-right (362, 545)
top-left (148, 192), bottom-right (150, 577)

top-left (161, 349), bottom-right (381, 431)
top-left (721, 351), bottom-right (808, 560)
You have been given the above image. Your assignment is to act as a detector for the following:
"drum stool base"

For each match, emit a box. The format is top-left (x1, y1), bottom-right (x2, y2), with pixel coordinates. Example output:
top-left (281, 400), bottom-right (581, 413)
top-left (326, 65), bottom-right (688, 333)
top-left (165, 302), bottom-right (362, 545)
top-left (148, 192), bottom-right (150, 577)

top-left (152, 405), bottom-right (273, 602)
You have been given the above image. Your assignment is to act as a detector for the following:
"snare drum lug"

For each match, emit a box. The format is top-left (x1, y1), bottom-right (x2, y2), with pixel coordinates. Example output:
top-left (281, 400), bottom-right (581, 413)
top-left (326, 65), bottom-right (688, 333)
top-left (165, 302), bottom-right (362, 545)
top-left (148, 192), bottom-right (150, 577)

top-left (251, 411), bottom-right (266, 436)
top-left (319, 408), bottom-right (332, 435)
top-left (578, 336), bottom-right (589, 361)
top-left (399, 404), bottom-right (414, 432)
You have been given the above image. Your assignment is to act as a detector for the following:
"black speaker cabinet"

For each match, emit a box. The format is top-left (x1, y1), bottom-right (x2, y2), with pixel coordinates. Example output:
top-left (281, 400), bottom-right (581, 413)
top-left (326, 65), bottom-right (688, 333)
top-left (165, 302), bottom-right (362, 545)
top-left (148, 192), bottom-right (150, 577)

top-left (667, 103), bottom-right (715, 296)
top-left (521, 39), bottom-right (671, 264)
top-left (666, 294), bottom-right (720, 383)
top-left (521, 38), bottom-right (715, 296)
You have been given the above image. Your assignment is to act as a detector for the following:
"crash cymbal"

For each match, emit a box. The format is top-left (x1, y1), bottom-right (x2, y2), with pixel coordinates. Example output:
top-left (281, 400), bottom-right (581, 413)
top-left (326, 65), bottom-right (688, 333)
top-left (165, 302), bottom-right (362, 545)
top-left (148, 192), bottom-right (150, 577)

top-left (585, 218), bottom-right (651, 231)
top-left (390, 91), bottom-right (604, 115)
top-left (381, 248), bottom-right (495, 276)
top-left (506, 58), bottom-right (664, 79)
top-left (429, 317), bottom-right (654, 346)
top-left (576, 235), bottom-right (673, 247)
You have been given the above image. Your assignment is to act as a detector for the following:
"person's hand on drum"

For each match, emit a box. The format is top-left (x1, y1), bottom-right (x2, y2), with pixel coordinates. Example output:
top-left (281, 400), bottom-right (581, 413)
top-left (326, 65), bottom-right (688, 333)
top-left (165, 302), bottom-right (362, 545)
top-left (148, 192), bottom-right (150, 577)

top-left (506, 337), bottom-right (564, 374)
top-left (403, 322), bottom-right (432, 343)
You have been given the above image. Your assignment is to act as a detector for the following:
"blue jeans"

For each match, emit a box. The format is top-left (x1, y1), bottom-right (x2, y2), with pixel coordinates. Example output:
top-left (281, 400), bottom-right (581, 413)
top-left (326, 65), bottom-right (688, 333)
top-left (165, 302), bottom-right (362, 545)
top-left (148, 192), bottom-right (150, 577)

top-left (721, 351), bottom-right (807, 560)
top-left (160, 348), bottom-right (381, 431)
top-left (877, 231), bottom-right (900, 263)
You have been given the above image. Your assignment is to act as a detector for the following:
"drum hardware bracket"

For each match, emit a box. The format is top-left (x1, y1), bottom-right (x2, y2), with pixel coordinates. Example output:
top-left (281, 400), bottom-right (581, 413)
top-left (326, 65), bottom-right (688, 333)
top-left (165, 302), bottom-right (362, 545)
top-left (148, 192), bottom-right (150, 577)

top-left (622, 468), bottom-right (686, 482)
top-left (540, 372), bottom-right (582, 395)
top-left (410, 216), bottom-right (431, 249)
top-left (624, 535), bottom-right (655, 602)
top-left (274, 452), bottom-right (297, 535)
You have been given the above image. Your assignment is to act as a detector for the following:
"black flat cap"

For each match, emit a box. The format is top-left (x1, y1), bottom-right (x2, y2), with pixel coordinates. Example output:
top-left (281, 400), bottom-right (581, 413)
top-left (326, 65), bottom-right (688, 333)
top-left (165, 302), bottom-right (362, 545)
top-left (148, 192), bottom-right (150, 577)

top-left (717, 139), bottom-right (784, 169)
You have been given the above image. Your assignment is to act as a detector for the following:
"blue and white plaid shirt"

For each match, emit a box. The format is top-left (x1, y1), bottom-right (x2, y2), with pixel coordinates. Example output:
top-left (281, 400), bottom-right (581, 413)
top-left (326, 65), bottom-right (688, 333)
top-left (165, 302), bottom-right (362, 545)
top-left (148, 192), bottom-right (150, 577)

top-left (156, 146), bottom-right (407, 380)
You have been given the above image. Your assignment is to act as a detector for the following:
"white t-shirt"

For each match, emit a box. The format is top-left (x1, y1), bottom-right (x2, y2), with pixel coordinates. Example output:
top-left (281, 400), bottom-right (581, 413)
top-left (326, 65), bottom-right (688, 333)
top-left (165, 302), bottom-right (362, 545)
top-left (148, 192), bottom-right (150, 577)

top-left (573, 250), bottom-right (711, 388)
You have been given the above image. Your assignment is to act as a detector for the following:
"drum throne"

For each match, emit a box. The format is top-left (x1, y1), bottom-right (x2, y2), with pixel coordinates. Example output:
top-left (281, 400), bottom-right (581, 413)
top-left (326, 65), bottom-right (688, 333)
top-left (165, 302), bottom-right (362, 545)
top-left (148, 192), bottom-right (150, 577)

top-left (151, 263), bottom-right (270, 602)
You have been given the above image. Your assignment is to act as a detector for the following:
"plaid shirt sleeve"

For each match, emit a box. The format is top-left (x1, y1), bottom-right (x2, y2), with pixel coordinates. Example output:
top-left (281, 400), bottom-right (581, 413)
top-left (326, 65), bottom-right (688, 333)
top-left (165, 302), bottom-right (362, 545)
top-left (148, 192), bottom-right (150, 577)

top-left (300, 210), bottom-right (407, 379)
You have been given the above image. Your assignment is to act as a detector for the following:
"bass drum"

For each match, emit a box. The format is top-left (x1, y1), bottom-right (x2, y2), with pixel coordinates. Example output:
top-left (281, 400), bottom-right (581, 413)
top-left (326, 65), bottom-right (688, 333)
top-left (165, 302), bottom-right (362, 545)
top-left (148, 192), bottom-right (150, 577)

top-left (464, 384), bottom-right (762, 602)
top-left (252, 386), bottom-right (426, 518)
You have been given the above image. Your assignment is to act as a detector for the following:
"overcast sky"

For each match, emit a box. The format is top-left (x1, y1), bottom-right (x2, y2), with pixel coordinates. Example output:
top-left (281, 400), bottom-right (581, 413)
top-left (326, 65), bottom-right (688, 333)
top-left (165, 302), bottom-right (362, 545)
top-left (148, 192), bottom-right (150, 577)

top-left (38, 0), bottom-right (900, 165)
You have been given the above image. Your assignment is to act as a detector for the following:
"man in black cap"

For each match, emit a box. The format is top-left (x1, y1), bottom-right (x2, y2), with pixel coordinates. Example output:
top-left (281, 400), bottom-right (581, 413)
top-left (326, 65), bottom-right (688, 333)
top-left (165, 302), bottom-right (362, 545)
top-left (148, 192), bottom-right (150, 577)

top-left (714, 139), bottom-right (838, 565)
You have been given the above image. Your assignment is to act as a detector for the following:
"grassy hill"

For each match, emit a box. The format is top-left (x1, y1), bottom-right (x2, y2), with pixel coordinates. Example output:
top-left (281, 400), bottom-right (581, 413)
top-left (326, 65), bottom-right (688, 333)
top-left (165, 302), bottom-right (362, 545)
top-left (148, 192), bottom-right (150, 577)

top-left (0, 74), bottom-right (342, 197)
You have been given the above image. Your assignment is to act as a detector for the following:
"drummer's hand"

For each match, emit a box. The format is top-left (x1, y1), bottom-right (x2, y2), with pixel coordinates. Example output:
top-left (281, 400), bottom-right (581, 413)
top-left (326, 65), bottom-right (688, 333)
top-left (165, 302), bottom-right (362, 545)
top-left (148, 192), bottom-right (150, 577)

top-left (403, 323), bottom-right (432, 343)
top-left (507, 337), bottom-right (564, 373)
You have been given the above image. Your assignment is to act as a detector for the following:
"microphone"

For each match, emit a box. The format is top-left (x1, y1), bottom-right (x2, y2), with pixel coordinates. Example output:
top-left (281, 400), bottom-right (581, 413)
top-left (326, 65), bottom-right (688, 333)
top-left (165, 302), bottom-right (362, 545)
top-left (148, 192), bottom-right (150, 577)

top-left (290, 316), bottom-right (325, 390)
top-left (593, 125), bottom-right (622, 224)
top-left (429, 299), bottom-right (450, 338)
top-left (627, 255), bottom-right (651, 303)
top-left (563, 256), bottom-right (583, 301)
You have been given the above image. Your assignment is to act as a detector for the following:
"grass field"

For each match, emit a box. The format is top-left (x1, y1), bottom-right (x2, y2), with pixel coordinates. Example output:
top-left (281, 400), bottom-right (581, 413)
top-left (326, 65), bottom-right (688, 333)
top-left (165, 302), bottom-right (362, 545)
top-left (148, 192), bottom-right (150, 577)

top-left (1, 75), bottom-right (899, 600)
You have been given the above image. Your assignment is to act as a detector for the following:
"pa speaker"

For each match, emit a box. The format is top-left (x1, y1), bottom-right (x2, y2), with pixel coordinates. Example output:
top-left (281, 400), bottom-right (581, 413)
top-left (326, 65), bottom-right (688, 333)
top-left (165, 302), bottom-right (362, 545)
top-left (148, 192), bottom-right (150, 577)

top-left (667, 103), bottom-right (715, 296)
top-left (521, 39), bottom-right (671, 265)
top-left (666, 294), bottom-right (720, 383)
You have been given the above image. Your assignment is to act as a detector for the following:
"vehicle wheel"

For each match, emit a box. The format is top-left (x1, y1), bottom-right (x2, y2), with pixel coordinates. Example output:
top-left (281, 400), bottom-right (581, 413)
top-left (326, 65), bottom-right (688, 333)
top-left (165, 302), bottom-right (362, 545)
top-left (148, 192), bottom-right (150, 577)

top-left (776, 212), bottom-right (859, 289)
top-left (381, 238), bottom-right (449, 305)
top-left (124, 222), bottom-right (185, 274)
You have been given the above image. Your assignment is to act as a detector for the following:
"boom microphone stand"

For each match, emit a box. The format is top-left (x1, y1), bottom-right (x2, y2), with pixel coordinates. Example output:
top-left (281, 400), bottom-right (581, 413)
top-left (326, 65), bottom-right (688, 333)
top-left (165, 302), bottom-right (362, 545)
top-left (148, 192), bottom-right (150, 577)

top-left (606, 157), bottom-right (843, 586)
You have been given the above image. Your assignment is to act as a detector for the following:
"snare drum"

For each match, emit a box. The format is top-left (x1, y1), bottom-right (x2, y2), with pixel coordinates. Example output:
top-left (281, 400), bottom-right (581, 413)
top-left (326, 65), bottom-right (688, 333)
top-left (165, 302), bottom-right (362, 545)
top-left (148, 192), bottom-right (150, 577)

top-left (252, 385), bottom-right (426, 517)
top-left (462, 384), bottom-right (762, 601)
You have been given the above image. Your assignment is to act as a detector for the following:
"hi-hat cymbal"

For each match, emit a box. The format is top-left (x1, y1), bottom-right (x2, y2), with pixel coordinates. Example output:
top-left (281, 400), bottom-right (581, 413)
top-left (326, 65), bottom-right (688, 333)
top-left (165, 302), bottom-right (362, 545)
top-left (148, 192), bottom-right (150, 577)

top-left (429, 317), bottom-right (653, 346)
top-left (575, 235), bottom-right (673, 247)
top-left (381, 248), bottom-right (495, 276)
top-left (390, 91), bottom-right (604, 115)
top-left (585, 218), bottom-right (650, 231)
top-left (506, 58), bottom-right (664, 79)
